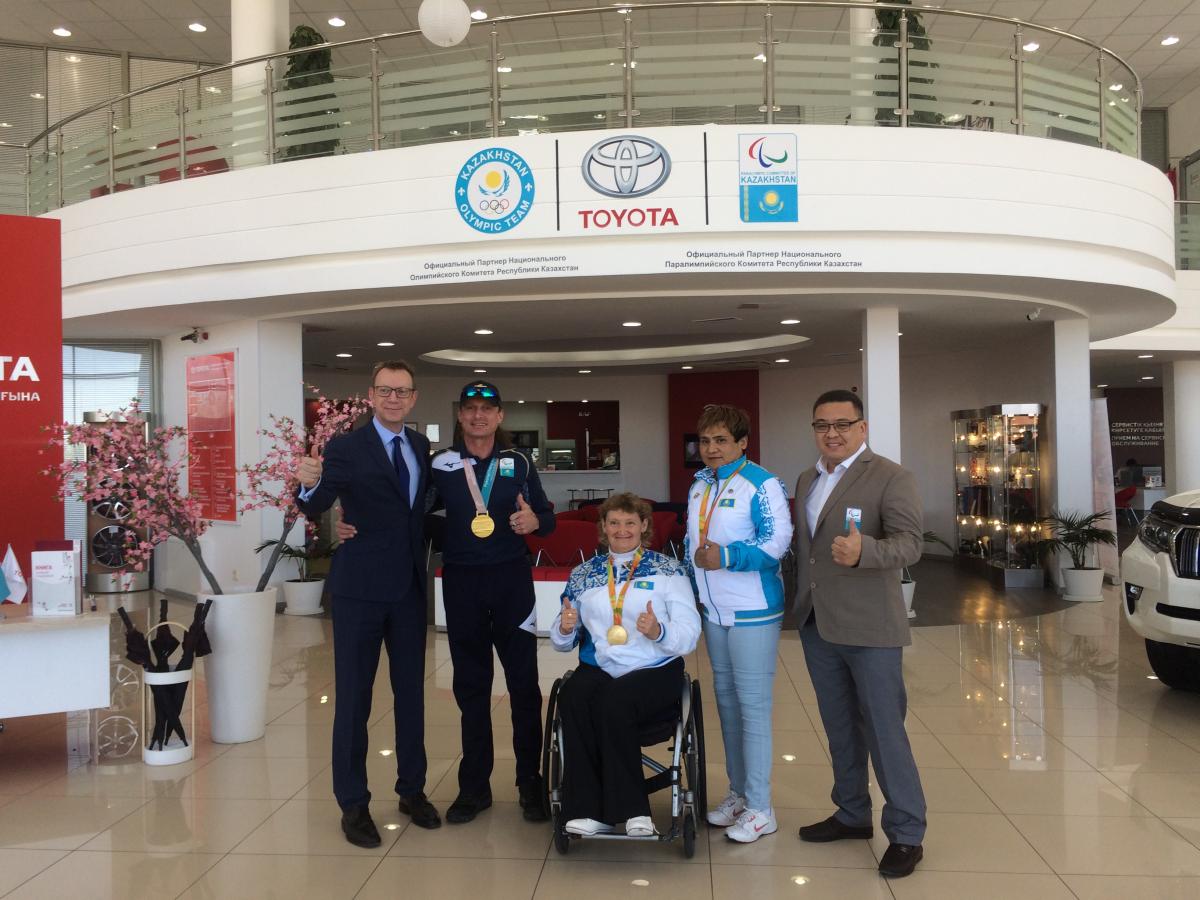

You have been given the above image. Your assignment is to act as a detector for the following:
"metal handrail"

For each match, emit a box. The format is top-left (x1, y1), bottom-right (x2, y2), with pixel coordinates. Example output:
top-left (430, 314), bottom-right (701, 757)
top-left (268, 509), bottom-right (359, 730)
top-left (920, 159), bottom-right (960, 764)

top-left (5, 1), bottom-right (1142, 153)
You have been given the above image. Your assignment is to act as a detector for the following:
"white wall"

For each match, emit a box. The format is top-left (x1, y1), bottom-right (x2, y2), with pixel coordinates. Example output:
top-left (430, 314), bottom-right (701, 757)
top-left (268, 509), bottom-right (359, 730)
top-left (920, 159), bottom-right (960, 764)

top-left (302, 368), bottom-right (669, 511)
top-left (1169, 82), bottom-right (1200, 167)
top-left (156, 319), bottom-right (304, 596)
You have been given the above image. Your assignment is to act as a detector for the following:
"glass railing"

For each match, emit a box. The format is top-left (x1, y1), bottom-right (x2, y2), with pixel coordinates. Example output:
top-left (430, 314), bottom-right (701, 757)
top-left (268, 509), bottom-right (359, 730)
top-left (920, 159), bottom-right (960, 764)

top-left (1179, 202), bottom-right (1200, 271)
top-left (0, 2), bottom-right (1146, 217)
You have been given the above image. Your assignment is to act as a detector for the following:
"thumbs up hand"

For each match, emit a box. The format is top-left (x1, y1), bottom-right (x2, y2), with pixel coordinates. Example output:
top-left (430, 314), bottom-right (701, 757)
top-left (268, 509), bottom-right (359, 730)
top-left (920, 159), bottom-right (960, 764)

top-left (832, 518), bottom-right (862, 567)
top-left (636, 599), bottom-right (662, 640)
top-left (510, 492), bottom-right (538, 535)
top-left (559, 596), bottom-right (579, 635)
top-left (297, 445), bottom-right (323, 489)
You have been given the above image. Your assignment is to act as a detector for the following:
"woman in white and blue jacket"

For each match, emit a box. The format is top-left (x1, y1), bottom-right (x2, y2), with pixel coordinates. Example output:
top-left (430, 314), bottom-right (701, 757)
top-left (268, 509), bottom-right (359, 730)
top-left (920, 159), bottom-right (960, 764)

top-left (551, 492), bottom-right (701, 838)
top-left (685, 404), bottom-right (793, 843)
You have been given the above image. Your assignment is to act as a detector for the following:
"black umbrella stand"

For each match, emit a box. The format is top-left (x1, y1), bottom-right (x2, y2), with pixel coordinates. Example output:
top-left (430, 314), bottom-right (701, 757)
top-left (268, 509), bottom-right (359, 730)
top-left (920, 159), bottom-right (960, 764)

top-left (141, 618), bottom-right (194, 766)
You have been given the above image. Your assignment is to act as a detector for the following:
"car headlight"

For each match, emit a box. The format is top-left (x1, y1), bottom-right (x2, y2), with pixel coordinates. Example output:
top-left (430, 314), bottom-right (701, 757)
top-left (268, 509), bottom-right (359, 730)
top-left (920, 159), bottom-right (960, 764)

top-left (1138, 515), bottom-right (1174, 555)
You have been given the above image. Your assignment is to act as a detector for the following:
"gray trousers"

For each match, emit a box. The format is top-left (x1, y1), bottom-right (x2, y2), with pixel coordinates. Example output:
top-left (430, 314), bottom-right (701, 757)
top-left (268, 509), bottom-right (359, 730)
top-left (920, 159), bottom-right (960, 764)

top-left (799, 619), bottom-right (927, 844)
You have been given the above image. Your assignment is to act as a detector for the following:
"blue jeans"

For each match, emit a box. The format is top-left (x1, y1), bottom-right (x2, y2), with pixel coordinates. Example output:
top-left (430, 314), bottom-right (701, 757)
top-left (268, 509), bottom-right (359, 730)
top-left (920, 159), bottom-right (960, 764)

top-left (703, 619), bottom-right (781, 811)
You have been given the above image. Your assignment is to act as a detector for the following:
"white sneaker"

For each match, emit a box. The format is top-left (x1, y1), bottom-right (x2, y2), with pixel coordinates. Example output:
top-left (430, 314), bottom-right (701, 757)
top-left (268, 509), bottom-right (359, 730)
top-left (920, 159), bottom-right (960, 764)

top-left (625, 815), bottom-right (656, 837)
top-left (706, 791), bottom-right (746, 827)
top-left (565, 817), bottom-right (614, 835)
top-left (725, 807), bottom-right (778, 843)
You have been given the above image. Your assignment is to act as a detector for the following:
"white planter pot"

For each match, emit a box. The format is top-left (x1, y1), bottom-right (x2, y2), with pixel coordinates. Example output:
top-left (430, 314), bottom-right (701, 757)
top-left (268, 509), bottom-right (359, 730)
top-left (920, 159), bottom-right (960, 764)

top-left (1061, 567), bottom-right (1105, 603)
top-left (901, 580), bottom-right (917, 619)
top-left (282, 578), bottom-right (325, 616)
top-left (202, 587), bottom-right (277, 744)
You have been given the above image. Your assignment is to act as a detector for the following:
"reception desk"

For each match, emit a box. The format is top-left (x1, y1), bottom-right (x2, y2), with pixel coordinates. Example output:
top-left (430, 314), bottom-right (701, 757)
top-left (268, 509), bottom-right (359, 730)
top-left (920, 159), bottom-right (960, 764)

top-left (0, 607), bottom-right (110, 718)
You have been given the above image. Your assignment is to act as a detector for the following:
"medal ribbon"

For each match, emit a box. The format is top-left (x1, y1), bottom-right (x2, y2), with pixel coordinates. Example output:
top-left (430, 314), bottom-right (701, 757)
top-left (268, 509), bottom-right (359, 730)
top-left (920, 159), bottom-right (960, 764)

top-left (606, 548), bottom-right (644, 628)
top-left (462, 456), bottom-right (499, 516)
top-left (697, 457), bottom-right (749, 544)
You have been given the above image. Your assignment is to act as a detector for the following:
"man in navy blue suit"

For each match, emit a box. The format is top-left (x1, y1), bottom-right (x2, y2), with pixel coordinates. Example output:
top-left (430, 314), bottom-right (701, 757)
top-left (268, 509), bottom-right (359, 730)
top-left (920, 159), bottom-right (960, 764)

top-left (295, 360), bottom-right (440, 847)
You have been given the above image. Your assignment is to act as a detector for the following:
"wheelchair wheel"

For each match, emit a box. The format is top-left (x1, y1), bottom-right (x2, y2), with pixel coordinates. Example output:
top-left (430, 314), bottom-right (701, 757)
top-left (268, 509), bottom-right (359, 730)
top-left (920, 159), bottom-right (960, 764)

top-left (682, 809), bottom-right (696, 858)
top-left (553, 810), bottom-right (571, 855)
top-left (542, 677), bottom-right (563, 818)
top-left (687, 679), bottom-right (707, 819)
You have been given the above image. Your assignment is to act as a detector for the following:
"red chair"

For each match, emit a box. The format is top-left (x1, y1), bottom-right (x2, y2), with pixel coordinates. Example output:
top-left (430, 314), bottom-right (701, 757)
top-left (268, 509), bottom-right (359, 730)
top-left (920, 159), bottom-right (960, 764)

top-left (1115, 486), bottom-right (1139, 526)
top-left (646, 510), bottom-right (682, 555)
top-left (526, 520), bottom-right (599, 567)
top-left (555, 509), bottom-right (588, 523)
top-left (578, 504), bottom-right (601, 523)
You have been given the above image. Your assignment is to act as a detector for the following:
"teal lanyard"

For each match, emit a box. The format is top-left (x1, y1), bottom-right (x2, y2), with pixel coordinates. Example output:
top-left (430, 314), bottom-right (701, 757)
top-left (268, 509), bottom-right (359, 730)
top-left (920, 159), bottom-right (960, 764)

top-left (478, 458), bottom-right (499, 507)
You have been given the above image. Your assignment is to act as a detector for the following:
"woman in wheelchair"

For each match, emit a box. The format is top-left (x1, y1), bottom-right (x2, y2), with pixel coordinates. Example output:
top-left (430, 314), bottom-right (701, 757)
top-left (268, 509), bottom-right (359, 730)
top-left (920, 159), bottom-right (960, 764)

top-left (550, 492), bottom-right (701, 838)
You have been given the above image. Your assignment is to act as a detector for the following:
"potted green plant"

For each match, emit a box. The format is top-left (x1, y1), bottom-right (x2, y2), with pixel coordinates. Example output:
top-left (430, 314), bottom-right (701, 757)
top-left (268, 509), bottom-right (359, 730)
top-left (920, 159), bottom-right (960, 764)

top-left (1039, 510), bottom-right (1117, 602)
top-left (901, 531), bottom-right (955, 618)
top-left (255, 526), bottom-right (334, 615)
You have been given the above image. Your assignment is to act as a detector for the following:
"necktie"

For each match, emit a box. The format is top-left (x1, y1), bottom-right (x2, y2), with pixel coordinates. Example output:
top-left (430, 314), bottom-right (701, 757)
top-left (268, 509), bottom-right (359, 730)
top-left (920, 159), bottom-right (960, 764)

top-left (391, 434), bottom-right (411, 506)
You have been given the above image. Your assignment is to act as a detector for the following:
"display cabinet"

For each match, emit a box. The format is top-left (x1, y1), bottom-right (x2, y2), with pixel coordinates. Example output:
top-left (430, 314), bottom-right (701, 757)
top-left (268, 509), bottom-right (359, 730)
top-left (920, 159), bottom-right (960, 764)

top-left (952, 403), bottom-right (1047, 588)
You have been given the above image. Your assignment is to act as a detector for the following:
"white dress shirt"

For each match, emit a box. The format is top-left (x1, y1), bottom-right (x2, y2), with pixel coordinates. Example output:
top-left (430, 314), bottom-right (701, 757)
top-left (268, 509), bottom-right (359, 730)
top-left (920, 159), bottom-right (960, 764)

top-left (805, 442), bottom-right (868, 537)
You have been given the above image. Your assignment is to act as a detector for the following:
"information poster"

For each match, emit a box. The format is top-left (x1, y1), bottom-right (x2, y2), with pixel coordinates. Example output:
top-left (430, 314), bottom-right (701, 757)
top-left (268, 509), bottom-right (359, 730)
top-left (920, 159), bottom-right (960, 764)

top-left (186, 351), bottom-right (237, 522)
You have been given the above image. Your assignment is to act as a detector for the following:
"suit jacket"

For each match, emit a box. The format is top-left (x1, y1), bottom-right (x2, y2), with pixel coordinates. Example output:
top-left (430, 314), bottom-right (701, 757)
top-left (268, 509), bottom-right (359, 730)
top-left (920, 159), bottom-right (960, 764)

top-left (296, 423), bottom-right (431, 602)
top-left (793, 448), bottom-right (923, 648)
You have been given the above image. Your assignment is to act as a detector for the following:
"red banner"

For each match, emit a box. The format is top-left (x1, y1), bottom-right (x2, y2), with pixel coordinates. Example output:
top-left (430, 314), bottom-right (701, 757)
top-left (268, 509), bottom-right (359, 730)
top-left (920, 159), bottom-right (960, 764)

top-left (186, 351), bottom-right (237, 522)
top-left (0, 216), bottom-right (64, 588)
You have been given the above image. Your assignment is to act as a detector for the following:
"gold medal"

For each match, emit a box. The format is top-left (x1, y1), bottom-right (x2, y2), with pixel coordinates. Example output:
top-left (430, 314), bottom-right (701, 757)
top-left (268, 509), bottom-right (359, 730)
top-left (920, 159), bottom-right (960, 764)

top-left (471, 513), bottom-right (495, 538)
top-left (606, 624), bottom-right (628, 645)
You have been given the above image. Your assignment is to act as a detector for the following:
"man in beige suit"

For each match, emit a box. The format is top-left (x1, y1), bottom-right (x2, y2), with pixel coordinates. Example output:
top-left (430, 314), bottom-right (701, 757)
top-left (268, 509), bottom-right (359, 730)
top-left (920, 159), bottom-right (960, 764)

top-left (793, 389), bottom-right (927, 879)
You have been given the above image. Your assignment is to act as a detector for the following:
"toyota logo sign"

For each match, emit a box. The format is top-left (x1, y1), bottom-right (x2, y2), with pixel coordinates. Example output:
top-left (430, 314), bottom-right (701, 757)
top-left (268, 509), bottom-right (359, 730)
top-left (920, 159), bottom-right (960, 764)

top-left (581, 135), bottom-right (671, 198)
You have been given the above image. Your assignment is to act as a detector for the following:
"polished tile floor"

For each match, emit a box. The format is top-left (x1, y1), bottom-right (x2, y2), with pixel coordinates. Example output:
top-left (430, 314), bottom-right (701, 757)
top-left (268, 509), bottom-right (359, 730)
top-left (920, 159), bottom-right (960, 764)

top-left (4, 579), bottom-right (1200, 899)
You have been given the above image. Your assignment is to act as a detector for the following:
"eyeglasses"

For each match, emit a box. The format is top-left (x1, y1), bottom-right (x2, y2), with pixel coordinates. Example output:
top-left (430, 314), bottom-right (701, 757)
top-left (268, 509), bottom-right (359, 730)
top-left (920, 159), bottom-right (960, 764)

top-left (373, 386), bottom-right (415, 398)
top-left (464, 386), bottom-right (497, 398)
top-left (811, 418), bottom-right (862, 434)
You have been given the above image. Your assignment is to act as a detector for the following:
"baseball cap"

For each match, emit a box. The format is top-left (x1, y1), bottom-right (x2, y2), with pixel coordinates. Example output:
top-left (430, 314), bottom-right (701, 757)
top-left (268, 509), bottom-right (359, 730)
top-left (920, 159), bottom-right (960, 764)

top-left (460, 381), bottom-right (502, 407)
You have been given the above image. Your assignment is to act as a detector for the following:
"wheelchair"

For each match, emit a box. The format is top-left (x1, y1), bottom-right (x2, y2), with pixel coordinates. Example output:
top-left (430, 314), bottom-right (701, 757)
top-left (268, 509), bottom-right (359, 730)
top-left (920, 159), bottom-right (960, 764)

top-left (541, 668), bottom-right (706, 858)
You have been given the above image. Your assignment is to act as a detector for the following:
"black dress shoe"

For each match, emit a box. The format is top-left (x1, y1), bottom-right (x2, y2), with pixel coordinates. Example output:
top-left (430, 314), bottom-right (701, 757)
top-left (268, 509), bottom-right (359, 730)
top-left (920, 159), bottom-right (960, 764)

top-left (518, 776), bottom-right (548, 823)
top-left (398, 792), bottom-right (442, 829)
top-left (878, 842), bottom-right (923, 878)
top-left (798, 814), bottom-right (874, 843)
top-left (446, 791), bottom-right (493, 824)
top-left (341, 805), bottom-right (382, 848)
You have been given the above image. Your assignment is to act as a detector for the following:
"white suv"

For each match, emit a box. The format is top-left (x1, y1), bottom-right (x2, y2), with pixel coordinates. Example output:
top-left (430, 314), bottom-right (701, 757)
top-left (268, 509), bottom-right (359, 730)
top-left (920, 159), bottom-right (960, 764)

top-left (1121, 489), bottom-right (1200, 689)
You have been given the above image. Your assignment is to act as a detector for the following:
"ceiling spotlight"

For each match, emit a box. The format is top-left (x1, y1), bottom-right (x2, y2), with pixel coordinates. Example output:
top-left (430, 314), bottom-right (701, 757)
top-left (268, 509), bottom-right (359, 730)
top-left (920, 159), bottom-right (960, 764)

top-left (474, 328), bottom-right (493, 335)
top-left (474, 368), bottom-right (487, 373)
top-left (780, 318), bottom-right (800, 325)
top-left (581, 399), bottom-right (589, 403)
top-left (681, 365), bottom-right (693, 370)
top-left (30, 92), bottom-right (44, 99)
top-left (1162, 35), bottom-right (1180, 46)
top-left (593, 113), bottom-right (605, 119)
top-left (377, 341), bottom-right (395, 347)
top-left (898, 331), bottom-right (904, 336)
top-left (753, 52), bottom-right (767, 62)
top-left (328, 16), bottom-right (346, 27)
top-left (1022, 41), bottom-right (1039, 52)
top-left (578, 369), bottom-right (591, 374)
top-left (64, 54), bottom-right (81, 62)
top-left (1109, 82), bottom-right (1123, 91)
top-left (518, 400), bottom-right (526, 404)
top-left (546, 400), bottom-right (554, 404)
top-left (204, 85), bottom-right (222, 94)
top-left (622, 321), bottom-right (642, 327)
top-left (1097, 383), bottom-right (1108, 388)
top-left (52, 26), bottom-right (71, 37)
top-left (0, 123), bottom-right (9, 128)
top-left (1141, 376), bottom-right (1155, 381)
top-left (471, 9), bottom-right (489, 20)
top-left (775, 358), bottom-right (790, 363)
top-left (188, 23), bottom-right (207, 33)
top-left (336, 352), bottom-right (353, 358)
top-left (1138, 353), bottom-right (1154, 358)
top-left (497, 65), bottom-right (512, 73)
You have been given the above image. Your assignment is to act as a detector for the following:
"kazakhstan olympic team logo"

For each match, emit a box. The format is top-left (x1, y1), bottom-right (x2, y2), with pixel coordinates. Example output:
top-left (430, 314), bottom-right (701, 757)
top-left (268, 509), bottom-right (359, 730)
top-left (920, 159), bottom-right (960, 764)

top-left (455, 147), bottom-right (536, 234)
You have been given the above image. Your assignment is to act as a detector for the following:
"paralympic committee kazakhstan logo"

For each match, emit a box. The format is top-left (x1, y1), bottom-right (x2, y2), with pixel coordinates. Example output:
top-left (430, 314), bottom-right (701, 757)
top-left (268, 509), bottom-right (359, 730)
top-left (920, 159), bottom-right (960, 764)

top-left (739, 134), bottom-right (798, 223)
top-left (455, 147), bottom-right (536, 234)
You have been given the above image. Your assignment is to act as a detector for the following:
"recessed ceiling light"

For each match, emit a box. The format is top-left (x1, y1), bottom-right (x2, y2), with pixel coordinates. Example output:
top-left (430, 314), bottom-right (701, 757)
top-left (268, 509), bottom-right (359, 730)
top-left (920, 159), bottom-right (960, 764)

top-left (898, 332), bottom-right (904, 336)
top-left (1022, 41), bottom-right (1039, 52)
top-left (1097, 384), bottom-right (1108, 388)
top-left (1108, 100), bottom-right (1117, 107)
top-left (775, 358), bottom-right (790, 363)
top-left (780, 318), bottom-right (800, 325)
top-left (622, 321), bottom-right (641, 327)
top-left (204, 85), bottom-right (222, 94)
top-left (474, 328), bottom-right (493, 335)
top-left (474, 368), bottom-right (487, 373)
top-left (581, 399), bottom-right (589, 403)
top-left (546, 399), bottom-right (554, 404)
top-left (1138, 353), bottom-right (1154, 358)
top-left (753, 52), bottom-right (767, 62)
top-left (189, 23), bottom-right (207, 33)
top-left (1109, 82), bottom-right (1122, 91)
top-left (52, 27), bottom-right (71, 37)
top-left (30, 92), bottom-right (45, 99)
top-left (377, 341), bottom-right (395, 347)
top-left (328, 16), bottom-right (346, 27)
top-left (517, 399), bottom-right (525, 404)
top-left (471, 9), bottom-right (488, 20)
top-left (578, 369), bottom-right (591, 374)
top-left (336, 352), bottom-right (353, 358)
top-left (681, 365), bottom-right (693, 370)
top-left (593, 113), bottom-right (605, 120)
top-left (1162, 35), bottom-right (1180, 46)
top-left (0, 123), bottom-right (9, 128)
top-left (1141, 376), bottom-right (1155, 381)
top-left (791, 876), bottom-right (810, 886)
top-left (497, 65), bottom-right (512, 73)
top-left (64, 54), bottom-right (81, 62)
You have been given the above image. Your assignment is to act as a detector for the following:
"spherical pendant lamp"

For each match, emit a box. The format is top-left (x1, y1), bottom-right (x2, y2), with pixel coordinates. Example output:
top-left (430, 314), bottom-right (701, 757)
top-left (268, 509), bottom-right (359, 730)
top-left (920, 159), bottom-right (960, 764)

top-left (418, 0), bottom-right (473, 47)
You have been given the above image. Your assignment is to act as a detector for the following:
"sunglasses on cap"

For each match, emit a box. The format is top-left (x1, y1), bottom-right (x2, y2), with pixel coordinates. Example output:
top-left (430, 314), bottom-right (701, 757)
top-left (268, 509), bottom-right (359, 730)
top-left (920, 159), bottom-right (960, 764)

top-left (464, 386), bottom-right (497, 398)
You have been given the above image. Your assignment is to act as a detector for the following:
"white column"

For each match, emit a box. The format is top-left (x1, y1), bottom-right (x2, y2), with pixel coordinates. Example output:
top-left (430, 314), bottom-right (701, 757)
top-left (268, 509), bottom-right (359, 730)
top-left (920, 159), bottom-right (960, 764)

top-left (862, 306), bottom-right (901, 462)
top-left (231, 0), bottom-right (290, 167)
top-left (849, 8), bottom-right (877, 125)
top-left (1165, 360), bottom-right (1200, 492)
top-left (1052, 318), bottom-right (1093, 514)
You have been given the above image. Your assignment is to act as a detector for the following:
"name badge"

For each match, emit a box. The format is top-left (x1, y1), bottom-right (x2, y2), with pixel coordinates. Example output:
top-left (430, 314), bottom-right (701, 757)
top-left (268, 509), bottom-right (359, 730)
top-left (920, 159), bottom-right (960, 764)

top-left (499, 457), bottom-right (516, 477)
top-left (635, 580), bottom-right (654, 590)
top-left (844, 507), bottom-right (863, 531)
top-left (718, 498), bottom-right (736, 508)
